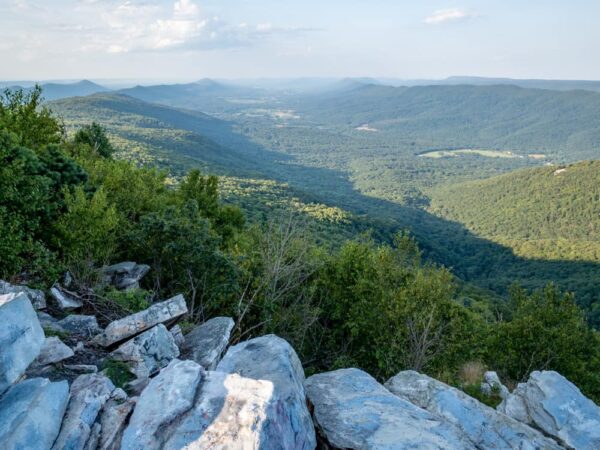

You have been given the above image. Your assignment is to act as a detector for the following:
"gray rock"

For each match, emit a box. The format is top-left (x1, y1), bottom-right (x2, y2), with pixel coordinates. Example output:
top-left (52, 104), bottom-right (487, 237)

top-left (64, 364), bottom-right (99, 374)
top-left (38, 311), bottom-right (67, 334)
top-left (51, 286), bottom-right (83, 310)
top-left (480, 370), bottom-right (510, 399)
top-left (164, 370), bottom-right (306, 450)
top-left (121, 359), bottom-right (204, 450)
top-left (103, 261), bottom-right (150, 290)
top-left (58, 314), bottom-right (102, 337)
top-left (0, 279), bottom-right (46, 309)
top-left (181, 316), bottom-right (234, 370)
top-left (499, 371), bottom-right (600, 449)
top-left (94, 294), bottom-right (188, 347)
top-left (386, 370), bottom-right (562, 450)
top-left (32, 336), bottom-right (75, 367)
top-left (110, 324), bottom-right (180, 379)
top-left (0, 293), bottom-right (45, 394)
top-left (169, 324), bottom-right (185, 347)
top-left (52, 373), bottom-right (115, 450)
top-left (84, 423), bottom-right (101, 450)
top-left (0, 378), bottom-right (69, 450)
top-left (98, 389), bottom-right (137, 450)
top-left (306, 368), bottom-right (475, 450)
top-left (216, 334), bottom-right (316, 449)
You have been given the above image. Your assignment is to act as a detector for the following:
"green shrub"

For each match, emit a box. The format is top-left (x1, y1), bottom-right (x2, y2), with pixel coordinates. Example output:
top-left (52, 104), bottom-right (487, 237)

top-left (102, 359), bottom-right (134, 389)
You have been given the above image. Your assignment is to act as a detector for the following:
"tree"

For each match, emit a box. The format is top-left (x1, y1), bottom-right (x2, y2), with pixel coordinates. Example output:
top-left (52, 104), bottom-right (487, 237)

top-left (73, 122), bottom-right (115, 158)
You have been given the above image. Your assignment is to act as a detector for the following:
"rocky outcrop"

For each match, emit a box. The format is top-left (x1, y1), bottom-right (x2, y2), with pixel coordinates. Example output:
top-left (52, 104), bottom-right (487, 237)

top-left (121, 359), bottom-right (204, 450)
top-left (94, 294), bottom-right (188, 347)
top-left (180, 316), bottom-right (234, 370)
top-left (0, 292), bottom-right (45, 394)
top-left (499, 371), bottom-right (600, 449)
top-left (386, 370), bottom-right (562, 450)
top-left (306, 368), bottom-right (475, 449)
top-left (52, 373), bottom-right (115, 450)
top-left (32, 336), bottom-right (75, 367)
top-left (51, 286), bottom-right (83, 310)
top-left (0, 378), bottom-right (69, 450)
top-left (0, 280), bottom-right (46, 309)
top-left (216, 334), bottom-right (316, 449)
top-left (103, 262), bottom-right (150, 291)
top-left (59, 314), bottom-right (102, 337)
top-left (110, 324), bottom-right (180, 379)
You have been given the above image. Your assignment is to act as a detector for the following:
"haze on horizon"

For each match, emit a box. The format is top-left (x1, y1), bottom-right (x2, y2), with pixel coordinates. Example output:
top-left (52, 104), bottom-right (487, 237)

top-left (1, 0), bottom-right (599, 82)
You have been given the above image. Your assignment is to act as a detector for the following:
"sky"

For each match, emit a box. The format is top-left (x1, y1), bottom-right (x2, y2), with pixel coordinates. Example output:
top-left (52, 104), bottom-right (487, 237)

top-left (1, 0), bottom-right (599, 81)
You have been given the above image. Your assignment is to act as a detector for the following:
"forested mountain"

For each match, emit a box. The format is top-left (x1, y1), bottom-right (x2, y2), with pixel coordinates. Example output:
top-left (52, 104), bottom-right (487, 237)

top-left (430, 161), bottom-right (600, 263)
top-left (118, 79), bottom-right (265, 114)
top-left (395, 76), bottom-right (600, 92)
top-left (296, 84), bottom-right (600, 160)
top-left (5, 80), bottom-right (109, 100)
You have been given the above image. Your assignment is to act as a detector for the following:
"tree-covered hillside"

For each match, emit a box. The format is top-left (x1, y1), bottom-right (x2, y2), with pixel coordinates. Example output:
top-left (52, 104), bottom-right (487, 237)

top-left (430, 161), bottom-right (600, 262)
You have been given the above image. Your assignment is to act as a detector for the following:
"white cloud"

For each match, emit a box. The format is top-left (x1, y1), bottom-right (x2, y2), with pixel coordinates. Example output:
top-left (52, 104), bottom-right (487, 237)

top-left (424, 8), bottom-right (474, 25)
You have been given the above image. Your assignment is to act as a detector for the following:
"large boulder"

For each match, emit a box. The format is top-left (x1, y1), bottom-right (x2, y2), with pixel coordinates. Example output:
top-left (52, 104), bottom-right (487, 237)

top-left (52, 373), bottom-right (115, 450)
top-left (0, 293), bottom-right (45, 394)
top-left (180, 316), bottom-right (234, 370)
top-left (498, 371), bottom-right (600, 449)
top-left (0, 280), bottom-right (46, 309)
top-left (305, 368), bottom-right (475, 450)
top-left (121, 359), bottom-right (204, 450)
top-left (32, 336), bottom-right (75, 367)
top-left (164, 370), bottom-right (302, 450)
top-left (216, 334), bottom-right (316, 449)
top-left (103, 262), bottom-right (150, 290)
top-left (386, 370), bottom-right (562, 450)
top-left (110, 324), bottom-right (180, 379)
top-left (0, 378), bottom-right (69, 450)
top-left (94, 294), bottom-right (188, 347)
top-left (58, 315), bottom-right (102, 338)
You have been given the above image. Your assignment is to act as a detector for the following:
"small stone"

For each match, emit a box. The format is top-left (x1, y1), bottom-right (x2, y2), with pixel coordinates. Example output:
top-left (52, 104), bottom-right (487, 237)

top-left (37, 311), bottom-right (67, 334)
top-left (32, 336), bottom-right (74, 367)
top-left (51, 286), bottom-right (83, 310)
top-left (58, 314), bottom-right (102, 337)
top-left (102, 262), bottom-right (150, 290)
top-left (169, 324), bottom-right (185, 347)
top-left (181, 316), bottom-right (234, 370)
top-left (64, 364), bottom-right (99, 374)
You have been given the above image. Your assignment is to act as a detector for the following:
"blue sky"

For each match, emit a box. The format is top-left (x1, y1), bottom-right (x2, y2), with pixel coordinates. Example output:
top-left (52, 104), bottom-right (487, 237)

top-left (1, 0), bottom-right (599, 81)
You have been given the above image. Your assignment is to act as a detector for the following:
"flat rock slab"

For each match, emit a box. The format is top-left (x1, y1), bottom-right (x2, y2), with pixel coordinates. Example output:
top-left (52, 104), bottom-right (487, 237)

top-left (58, 314), bottom-right (102, 337)
top-left (216, 334), bottom-right (316, 450)
top-left (499, 371), bottom-right (600, 450)
top-left (33, 336), bottom-right (75, 367)
top-left (164, 370), bottom-right (299, 450)
top-left (121, 359), bottom-right (204, 450)
top-left (52, 373), bottom-right (115, 450)
top-left (386, 370), bottom-right (562, 450)
top-left (181, 316), bottom-right (234, 370)
top-left (0, 293), bottom-right (45, 394)
top-left (110, 323), bottom-right (180, 379)
top-left (0, 280), bottom-right (46, 309)
top-left (306, 368), bottom-right (476, 450)
top-left (0, 377), bottom-right (69, 450)
top-left (94, 294), bottom-right (188, 347)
